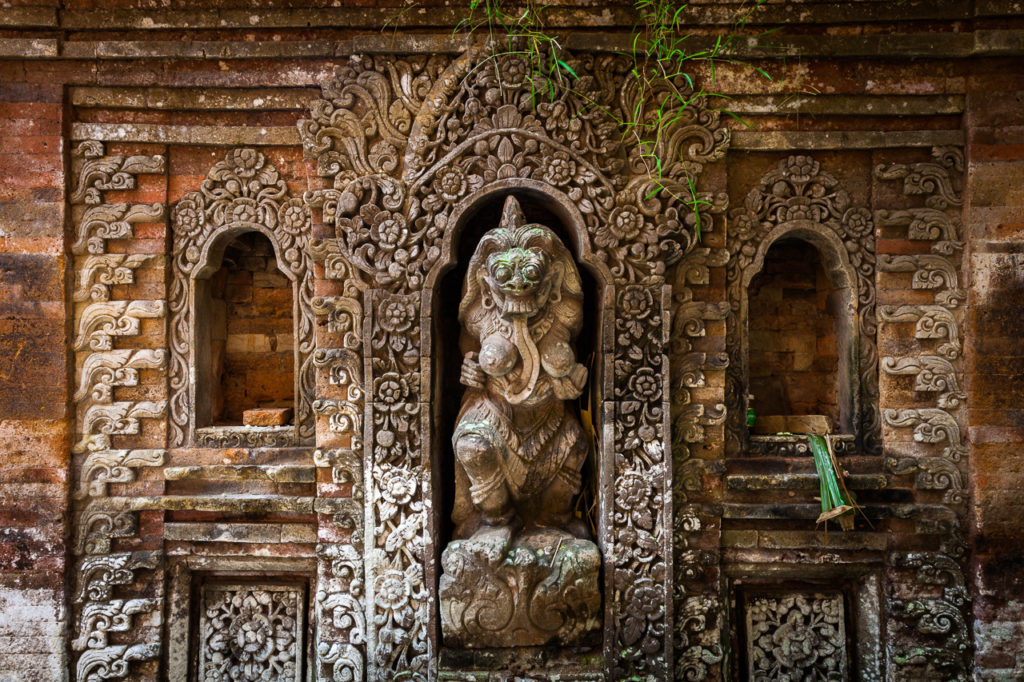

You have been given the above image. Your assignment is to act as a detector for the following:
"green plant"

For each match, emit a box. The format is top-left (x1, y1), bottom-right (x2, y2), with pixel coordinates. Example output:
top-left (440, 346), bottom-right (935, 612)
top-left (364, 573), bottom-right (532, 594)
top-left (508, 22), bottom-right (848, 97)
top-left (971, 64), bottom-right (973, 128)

top-left (453, 0), bottom-right (778, 239)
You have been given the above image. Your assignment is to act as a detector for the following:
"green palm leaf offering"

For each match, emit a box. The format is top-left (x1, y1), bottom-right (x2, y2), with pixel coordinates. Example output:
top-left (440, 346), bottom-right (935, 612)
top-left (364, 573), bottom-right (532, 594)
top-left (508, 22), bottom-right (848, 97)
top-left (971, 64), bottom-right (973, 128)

top-left (807, 434), bottom-right (856, 530)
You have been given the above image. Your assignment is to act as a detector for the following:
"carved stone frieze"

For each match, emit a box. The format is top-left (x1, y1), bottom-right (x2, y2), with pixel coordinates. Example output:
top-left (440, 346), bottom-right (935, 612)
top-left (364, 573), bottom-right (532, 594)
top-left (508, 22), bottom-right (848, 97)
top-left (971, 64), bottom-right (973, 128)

top-left (875, 146), bottom-right (969, 679)
top-left (75, 448), bottom-right (165, 499)
top-left (874, 207), bottom-right (963, 256)
top-left (73, 599), bottom-right (160, 651)
top-left (883, 408), bottom-right (966, 461)
top-left (73, 254), bottom-right (155, 301)
top-left (76, 643), bottom-right (161, 682)
top-left (873, 146), bottom-right (963, 210)
top-left (72, 204), bottom-right (165, 256)
top-left (169, 148), bottom-right (315, 446)
top-left (315, 452), bottom-right (366, 681)
top-left (74, 509), bottom-right (138, 556)
top-left (745, 592), bottom-right (848, 682)
top-left (881, 355), bottom-right (965, 409)
top-left (73, 349), bottom-right (167, 412)
top-left (74, 402), bottom-right (166, 454)
top-left (198, 584), bottom-right (306, 682)
top-left (71, 140), bottom-right (166, 206)
top-left (312, 296), bottom-right (363, 350)
top-left (887, 456), bottom-right (966, 505)
top-left (73, 300), bottom-right (166, 352)
top-left (878, 304), bottom-right (960, 360)
top-left (878, 254), bottom-right (965, 307)
top-left (726, 154), bottom-right (880, 454)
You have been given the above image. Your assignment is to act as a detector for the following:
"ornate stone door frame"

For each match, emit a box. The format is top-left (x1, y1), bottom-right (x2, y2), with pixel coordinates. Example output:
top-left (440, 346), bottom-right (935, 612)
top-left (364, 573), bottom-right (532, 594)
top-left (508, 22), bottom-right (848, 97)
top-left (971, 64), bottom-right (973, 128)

top-left (169, 148), bottom-right (316, 448)
top-left (299, 48), bottom-right (729, 679)
top-left (726, 155), bottom-right (881, 455)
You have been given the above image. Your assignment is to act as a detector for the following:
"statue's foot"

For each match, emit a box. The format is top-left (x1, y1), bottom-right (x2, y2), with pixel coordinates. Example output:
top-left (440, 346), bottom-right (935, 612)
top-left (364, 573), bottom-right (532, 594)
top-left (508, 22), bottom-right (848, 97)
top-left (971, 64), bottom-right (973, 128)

top-left (468, 513), bottom-right (521, 556)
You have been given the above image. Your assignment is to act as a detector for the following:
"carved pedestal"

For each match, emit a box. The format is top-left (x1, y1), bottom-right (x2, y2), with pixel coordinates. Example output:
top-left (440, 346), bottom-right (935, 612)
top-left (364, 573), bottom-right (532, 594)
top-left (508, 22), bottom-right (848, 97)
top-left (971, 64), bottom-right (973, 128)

top-left (440, 528), bottom-right (601, 648)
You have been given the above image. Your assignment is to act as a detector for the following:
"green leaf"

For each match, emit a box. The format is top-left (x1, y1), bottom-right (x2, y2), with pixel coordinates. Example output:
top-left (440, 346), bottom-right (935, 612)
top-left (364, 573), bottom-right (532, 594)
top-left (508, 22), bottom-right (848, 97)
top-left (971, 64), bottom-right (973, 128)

top-left (556, 59), bottom-right (577, 78)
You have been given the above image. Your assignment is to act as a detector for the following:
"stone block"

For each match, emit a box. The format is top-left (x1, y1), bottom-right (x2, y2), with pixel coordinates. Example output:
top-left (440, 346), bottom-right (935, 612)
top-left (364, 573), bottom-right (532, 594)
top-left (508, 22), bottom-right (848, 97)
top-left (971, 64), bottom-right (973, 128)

top-left (440, 527), bottom-right (600, 649)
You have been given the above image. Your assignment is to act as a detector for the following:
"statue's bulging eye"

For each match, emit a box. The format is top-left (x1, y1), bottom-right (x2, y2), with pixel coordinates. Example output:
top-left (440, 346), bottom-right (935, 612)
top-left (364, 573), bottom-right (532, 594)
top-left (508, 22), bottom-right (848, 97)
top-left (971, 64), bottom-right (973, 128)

top-left (523, 264), bottom-right (541, 281)
top-left (494, 265), bottom-right (512, 283)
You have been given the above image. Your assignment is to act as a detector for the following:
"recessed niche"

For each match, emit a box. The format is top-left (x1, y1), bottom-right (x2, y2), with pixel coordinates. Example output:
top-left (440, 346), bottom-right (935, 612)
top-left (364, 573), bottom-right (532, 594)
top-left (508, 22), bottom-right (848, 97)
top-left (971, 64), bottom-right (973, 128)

top-left (747, 238), bottom-right (852, 434)
top-left (197, 231), bottom-right (295, 427)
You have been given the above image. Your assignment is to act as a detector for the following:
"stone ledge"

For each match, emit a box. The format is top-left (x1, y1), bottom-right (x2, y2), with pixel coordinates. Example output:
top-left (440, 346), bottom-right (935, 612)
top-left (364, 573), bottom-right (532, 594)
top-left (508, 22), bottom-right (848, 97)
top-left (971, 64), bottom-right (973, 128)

top-left (0, 30), bottom-right (1022, 60)
top-left (722, 529), bottom-right (887, 550)
top-left (70, 122), bottom-right (301, 145)
top-left (163, 465), bottom-right (315, 483)
top-left (71, 86), bottom-right (319, 111)
top-left (163, 521), bottom-right (316, 543)
top-left (725, 473), bottom-right (888, 491)
top-left (731, 129), bottom-right (965, 150)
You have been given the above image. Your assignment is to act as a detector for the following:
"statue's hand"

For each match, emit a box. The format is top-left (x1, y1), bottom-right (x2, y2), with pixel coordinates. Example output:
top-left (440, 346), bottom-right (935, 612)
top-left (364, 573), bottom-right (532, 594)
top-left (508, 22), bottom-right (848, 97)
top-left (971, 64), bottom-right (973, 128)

top-left (568, 362), bottom-right (588, 391)
top-left (460, 352), bottom-right (486, 389)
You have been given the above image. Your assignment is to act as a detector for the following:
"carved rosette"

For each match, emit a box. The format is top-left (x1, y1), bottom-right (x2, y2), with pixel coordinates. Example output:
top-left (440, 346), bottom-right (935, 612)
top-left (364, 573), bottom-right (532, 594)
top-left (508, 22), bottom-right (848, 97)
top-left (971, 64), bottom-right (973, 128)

top-left (198, 585), bottom-right (305, 682)
top-left (69, 141), bottom-right (167, 681)
top-left (299, 47), bottom-right (729, 679)
top-left (726, 155), bottom-right (881, 455)
top-left (169, 148), bottom-right (315, 447)
top-left (745, 593), bottom-right (848, 681)
top-left (875, 147), bottom-right (970, 679)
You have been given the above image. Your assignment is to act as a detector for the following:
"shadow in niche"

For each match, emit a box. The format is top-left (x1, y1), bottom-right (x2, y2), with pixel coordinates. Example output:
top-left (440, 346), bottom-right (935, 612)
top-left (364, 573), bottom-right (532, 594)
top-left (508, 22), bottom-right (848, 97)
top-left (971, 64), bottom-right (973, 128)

top-left (432, 188), bottom-right (604, 653)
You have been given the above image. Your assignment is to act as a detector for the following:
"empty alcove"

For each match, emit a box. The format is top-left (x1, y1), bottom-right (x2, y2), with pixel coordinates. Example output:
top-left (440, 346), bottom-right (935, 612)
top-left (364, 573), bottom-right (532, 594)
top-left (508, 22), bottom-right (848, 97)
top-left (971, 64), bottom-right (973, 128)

top-left (743, 232), bottom-right (858, 437)
top-left (195, 230), bottom-right (295, 428)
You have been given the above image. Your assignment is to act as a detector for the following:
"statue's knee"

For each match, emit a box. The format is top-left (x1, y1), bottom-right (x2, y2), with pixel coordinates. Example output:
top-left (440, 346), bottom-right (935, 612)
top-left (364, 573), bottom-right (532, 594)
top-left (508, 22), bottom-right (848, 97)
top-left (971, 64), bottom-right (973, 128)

top-left (455, 434), bottom-right (493, 470)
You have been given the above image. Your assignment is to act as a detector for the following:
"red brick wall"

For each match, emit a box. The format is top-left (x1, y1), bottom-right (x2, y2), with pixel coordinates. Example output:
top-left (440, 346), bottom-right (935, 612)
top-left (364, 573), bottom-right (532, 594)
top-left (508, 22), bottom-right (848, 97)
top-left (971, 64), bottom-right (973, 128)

top-left (748, 238), bottom-right (840, 426)
top-left (966, 62), bottom-right (1024, 678)
top-left (0, 81), bottom-right (70, 678)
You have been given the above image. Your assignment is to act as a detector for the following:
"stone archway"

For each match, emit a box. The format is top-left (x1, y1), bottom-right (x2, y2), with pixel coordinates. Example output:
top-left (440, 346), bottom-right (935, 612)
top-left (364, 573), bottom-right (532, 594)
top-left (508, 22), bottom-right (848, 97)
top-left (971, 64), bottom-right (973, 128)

top-left (299, 47), bottom-right (730, 680)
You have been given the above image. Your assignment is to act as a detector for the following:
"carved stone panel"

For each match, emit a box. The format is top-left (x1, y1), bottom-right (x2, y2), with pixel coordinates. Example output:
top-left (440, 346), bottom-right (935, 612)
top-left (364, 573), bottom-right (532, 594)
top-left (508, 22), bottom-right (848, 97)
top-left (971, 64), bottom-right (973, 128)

top-left (744, 592), bottom-right (848, 682)
top-left (198, 584), bottom-right (307, 682)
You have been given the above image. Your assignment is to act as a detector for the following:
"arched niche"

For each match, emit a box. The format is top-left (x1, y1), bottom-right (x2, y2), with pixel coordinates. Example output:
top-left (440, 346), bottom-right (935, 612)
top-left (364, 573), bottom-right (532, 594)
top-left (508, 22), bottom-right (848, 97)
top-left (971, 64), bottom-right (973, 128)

top-left (192, 229), bottom-right (297, 428)
top-left (431, 185), bottom-right (608, 549)
top-left (169, 148), bottom-right (314, 448)
top-left (726, 154), bottom-right (881, 456)
top-left (739, 222), bottom-right (860, 436)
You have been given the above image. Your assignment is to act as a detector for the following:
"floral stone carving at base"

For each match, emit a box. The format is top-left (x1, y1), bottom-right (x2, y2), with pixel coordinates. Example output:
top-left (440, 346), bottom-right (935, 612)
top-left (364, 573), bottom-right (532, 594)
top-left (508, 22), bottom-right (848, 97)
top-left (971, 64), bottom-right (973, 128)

top-left (440, 527), bottom-right (601, 648)
top-left (440, 197), bottom-right (600, 648)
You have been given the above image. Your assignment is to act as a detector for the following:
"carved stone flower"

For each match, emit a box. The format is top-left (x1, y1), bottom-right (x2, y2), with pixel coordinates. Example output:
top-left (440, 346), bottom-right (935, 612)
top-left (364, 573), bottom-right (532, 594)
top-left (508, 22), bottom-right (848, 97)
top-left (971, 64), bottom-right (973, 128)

top-left (626, 578), bottom-right (664, 620)
top-left (226, 148), bottom-right (263, 178)
top-left (173, 196), bottom-right (204, 240)
top-left (436, 166), bottom-right (467, 202)
top-left (227, 608), bottom-right (274, 663)
top-left (370, 211), bottom-right (409, 251)
top-left (375, 372), bottom-right (410, 407)
top-left (378, 297), bottom-right (415, 335)
top-left (730, 209), bottom-right (760, 243)
top-left (543, 151), bottom-right (576, 187)
top-left (228, 198), bottom-right (259, 224)
top-left (596, 205), bottom-right (645, 247)
top-left (619, 285), bottom-right (653, 320)
top-left (771, 608), bottom-right (823, 671)
top-left (374, 569), bottom-right (411, 612)
top-left (842, 207), bottom-right (873, 238)
top-left (378, 466), bottom-right (417, 505)
top-left (616, 472), bottom-right (652, 512)
top-left (628, 368), bottom-right (662, 402)
top-left (498, 56), bottom-right (529, 86)
top-left (782, 155), bottom-right (819, 184)
top-left (278, 198), bottom-right (308, 235)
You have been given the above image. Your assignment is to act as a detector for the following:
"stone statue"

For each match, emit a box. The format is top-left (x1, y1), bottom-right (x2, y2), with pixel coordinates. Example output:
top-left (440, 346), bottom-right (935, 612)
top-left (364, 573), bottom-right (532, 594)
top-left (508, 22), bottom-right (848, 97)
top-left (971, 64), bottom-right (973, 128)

top-left (440, 196), bottom-right (600, 648)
